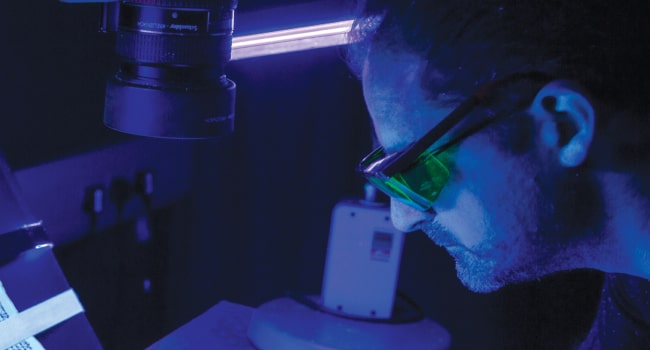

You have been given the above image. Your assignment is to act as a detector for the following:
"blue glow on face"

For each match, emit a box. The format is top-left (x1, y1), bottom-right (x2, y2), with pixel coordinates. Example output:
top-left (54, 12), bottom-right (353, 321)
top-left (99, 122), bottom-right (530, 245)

top-left (424, 139), bottom-right (551, 292)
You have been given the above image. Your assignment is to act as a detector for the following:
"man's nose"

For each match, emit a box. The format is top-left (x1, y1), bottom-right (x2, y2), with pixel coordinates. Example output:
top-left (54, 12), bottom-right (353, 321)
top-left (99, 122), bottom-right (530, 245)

top-left (390, 198), bottom-right (432, 232)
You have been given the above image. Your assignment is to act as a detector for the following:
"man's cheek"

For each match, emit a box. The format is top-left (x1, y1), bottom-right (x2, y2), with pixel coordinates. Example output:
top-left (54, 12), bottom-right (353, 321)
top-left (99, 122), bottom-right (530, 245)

top-left (437, 188), bottom-right (490, 249)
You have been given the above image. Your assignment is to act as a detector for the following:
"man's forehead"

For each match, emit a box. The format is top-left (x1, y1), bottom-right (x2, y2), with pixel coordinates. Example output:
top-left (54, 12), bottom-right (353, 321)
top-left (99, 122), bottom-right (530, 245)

top-left (362, 49), bottom-right (462, 152)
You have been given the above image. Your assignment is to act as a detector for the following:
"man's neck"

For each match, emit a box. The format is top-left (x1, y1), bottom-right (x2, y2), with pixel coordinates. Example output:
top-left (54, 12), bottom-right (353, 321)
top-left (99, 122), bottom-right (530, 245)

top-left (594, 171), bottom-right (650, 280)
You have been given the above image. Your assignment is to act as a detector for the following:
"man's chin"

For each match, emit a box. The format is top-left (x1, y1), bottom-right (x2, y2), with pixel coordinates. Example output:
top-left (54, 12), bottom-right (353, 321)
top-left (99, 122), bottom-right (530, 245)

top-left (452, 249), bottom-right (544, 293)
top-left (457, 273), bottom-right (504, 293)
top-left (456, 267), bottom-right (504, 293)
top-left (450, 249), bottom-right (505, 293)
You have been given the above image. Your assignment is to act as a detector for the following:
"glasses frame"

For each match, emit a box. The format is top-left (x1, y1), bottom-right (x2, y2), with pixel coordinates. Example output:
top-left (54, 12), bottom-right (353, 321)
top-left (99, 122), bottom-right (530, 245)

top-left (357, 72), bottom-right (554, 210)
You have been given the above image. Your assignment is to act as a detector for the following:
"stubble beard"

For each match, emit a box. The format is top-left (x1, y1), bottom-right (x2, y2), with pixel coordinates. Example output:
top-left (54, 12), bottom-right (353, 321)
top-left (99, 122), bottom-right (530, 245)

top-left (422, 221), bottom-right (515, 293)
top-left (430, 170), bottom-right (600, 294)
top-left (422, 168), bottom-right (564, 293)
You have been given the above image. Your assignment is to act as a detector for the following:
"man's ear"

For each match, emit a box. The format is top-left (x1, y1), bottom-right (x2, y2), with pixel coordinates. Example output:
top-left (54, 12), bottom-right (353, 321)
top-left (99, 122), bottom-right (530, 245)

top-left (528, 80), bottom-right (596, 167)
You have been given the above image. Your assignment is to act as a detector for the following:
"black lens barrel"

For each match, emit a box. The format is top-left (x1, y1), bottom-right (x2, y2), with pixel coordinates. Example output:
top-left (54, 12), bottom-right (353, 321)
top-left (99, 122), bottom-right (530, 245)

top-left (103, 0), bottom-right (238, 139)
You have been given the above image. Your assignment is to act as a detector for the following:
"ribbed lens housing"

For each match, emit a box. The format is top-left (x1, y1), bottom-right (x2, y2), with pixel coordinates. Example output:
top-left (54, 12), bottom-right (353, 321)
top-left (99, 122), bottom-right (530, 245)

top-left (104, 0), bottom-right (237, 139)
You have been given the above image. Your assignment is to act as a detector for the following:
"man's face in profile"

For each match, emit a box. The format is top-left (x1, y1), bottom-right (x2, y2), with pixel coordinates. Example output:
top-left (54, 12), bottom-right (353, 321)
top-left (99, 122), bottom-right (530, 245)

top-left (361, 47), bottom-right (584, 293)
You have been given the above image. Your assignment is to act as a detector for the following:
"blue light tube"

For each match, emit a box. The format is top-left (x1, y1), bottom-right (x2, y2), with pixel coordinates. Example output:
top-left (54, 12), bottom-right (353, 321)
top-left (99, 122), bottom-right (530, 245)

top-left (231, 19), bottom-right (356, 60)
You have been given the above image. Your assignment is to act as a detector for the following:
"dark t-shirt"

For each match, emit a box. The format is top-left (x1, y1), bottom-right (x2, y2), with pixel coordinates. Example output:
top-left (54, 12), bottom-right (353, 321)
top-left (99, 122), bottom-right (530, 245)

top-left (579, 273), bottom-right (650, 349)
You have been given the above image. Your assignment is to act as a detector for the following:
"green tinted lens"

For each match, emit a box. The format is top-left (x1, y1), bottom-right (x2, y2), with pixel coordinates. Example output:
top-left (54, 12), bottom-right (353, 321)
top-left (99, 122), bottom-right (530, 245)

top-left (368, 152), bottom-right (450, 211)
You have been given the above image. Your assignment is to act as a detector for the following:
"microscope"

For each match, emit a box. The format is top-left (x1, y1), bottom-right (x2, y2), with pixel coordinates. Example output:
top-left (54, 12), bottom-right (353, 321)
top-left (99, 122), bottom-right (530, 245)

top-left (0, 1), bottom-right (451, 348)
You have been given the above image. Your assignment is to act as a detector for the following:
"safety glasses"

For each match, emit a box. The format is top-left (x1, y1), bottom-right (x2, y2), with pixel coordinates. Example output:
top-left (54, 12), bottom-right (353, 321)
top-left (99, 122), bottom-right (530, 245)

top-left (357, 72), bottom-right (553, 212)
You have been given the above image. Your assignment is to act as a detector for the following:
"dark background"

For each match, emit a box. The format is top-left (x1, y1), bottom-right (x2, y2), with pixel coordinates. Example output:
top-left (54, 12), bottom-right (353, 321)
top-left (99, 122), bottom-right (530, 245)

top-left (1, 1), bottom-right (602, 349)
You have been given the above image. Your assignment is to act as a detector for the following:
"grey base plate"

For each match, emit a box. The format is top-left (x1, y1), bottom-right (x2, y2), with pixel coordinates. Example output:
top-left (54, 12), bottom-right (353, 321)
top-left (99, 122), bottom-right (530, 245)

top-left (247, 297), bottom-right (451, 350)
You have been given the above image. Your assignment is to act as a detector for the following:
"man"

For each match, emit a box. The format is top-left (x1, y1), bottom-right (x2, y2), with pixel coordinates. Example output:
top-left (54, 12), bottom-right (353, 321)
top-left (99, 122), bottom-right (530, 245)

top-left (349, 0), bottom-right (650, 348)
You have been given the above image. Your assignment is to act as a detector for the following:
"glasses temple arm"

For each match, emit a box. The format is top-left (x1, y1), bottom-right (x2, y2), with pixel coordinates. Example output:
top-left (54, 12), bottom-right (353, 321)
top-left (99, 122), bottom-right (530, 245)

top-left (384, 95), bottom-right (480, 174)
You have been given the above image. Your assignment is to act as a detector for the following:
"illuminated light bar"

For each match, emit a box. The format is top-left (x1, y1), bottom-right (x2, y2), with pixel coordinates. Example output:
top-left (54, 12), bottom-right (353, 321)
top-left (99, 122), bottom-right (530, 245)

top-left (231, 19), bottom-right (356, 60)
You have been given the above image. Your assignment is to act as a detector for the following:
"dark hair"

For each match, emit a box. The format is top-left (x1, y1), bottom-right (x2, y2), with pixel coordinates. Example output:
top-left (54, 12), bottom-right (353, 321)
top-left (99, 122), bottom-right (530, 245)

top-left (348, 0), bottom-right (650, 117)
